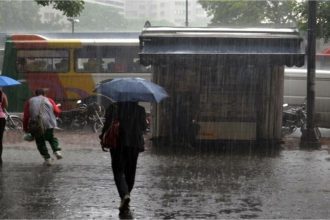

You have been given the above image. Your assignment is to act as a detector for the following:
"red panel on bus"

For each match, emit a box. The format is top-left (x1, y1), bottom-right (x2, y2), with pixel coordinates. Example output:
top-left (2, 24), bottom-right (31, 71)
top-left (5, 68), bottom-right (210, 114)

top-left (25, 73), bottom-right (66, 105)
top-left (11, 34), bottom-right (48, 49)
top-left (11, 34), bottom-right (47, 41)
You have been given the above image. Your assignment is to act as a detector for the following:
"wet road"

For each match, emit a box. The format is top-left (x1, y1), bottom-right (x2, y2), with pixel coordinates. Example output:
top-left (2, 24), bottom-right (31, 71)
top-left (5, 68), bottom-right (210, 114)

top-left (1, 132), bottom-right (330, 219)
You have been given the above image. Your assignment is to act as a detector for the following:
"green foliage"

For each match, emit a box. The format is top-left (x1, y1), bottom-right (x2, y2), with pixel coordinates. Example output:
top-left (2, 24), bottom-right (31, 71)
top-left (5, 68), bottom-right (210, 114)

top-left (35, 0), bottom-right (85, 17)
top-left (294, 1), bottom-right (330, 42)
top-left (198, 0), bottom-right (330, 41)
top-left (264, 0), bottom-right (298, 24)
top-left (198, 0), bottom-right (297, 26)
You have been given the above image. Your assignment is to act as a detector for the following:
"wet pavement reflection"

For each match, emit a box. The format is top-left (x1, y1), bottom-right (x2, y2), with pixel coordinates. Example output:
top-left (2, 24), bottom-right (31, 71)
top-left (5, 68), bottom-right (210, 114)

top-left (1, 136), bottom-right (330, 219)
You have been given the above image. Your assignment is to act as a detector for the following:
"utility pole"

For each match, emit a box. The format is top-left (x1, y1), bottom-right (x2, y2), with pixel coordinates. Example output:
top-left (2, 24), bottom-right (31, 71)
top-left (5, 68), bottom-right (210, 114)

top-left (67, 17), bottom-right (79, 33)
top-left (185, 0), bottom-right (188, 27)
top-left (300, 0), bottom-right (321, 149)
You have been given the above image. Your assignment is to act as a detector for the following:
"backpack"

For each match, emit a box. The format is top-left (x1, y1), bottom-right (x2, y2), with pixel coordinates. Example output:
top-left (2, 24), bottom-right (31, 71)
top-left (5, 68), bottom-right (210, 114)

top-left (28, 115), bottom-right (44, 138)
top-left (28, 98), bottom-right (45, 138)
top-left (102, 119), bottom-right (120, 149)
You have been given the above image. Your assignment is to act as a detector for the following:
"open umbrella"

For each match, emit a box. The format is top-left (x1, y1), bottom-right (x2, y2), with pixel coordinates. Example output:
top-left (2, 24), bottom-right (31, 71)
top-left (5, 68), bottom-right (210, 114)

top-left (94, 77), bottom-right (169, 103)
top-left (0, 75), bottom-right (21, 87)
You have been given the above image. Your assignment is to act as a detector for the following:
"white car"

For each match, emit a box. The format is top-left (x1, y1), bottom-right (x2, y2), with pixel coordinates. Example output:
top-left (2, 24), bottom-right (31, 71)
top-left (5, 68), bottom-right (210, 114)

top-left (284, 67), bottom-right (330, 128)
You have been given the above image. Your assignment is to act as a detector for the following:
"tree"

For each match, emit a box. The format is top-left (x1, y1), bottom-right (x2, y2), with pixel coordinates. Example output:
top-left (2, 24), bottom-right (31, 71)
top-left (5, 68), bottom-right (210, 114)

top-left (294, 1), bottom-right (330, 42)
top-left (198, 0), bottom-right (297, 26)
top-left (35, 0), bottom-right (85, 17)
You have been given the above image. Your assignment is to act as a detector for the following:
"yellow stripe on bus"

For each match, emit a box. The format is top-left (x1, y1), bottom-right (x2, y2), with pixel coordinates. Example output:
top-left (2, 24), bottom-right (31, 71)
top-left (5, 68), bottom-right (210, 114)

top-left (48, 40), bottom-right (82, 48)
top-left (58, 72), bottom-right (95, 100)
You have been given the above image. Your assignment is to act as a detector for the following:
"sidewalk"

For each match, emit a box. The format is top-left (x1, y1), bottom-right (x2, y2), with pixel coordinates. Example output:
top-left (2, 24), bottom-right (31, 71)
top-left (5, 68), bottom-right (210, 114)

top-left (281, 128), bottom-right (330, 151)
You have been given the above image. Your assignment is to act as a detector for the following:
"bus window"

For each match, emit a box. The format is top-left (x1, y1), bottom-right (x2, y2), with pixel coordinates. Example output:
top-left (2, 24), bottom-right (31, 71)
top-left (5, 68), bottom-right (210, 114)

top-left (75, 45), bottom-right (152, 73)
top-left (84, 58), bottom-right (98, 72)
top-left (26, 58), bottom-right (48, 72)
top-left (17, 49), bottom-right (69, 73)
top-left (101, 46), bottom-right (125, 73)
top-left (54, 58), bottom-right (68, 72)
top-left (16, 57), bottom-right (27, 73)
top-left (75, 46), bottom-right (100, 73)
top-left (113, 57), bottom-right (128, 72)
top-left (102, 58), bottom-right (115, 72)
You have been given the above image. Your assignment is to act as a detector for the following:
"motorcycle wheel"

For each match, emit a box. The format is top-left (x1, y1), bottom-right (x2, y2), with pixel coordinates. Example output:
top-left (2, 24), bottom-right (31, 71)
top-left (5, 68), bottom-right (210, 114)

top-left (93, 120), bottom-right (103, 133)
top-left (281, 125), bottom-right (297, 136)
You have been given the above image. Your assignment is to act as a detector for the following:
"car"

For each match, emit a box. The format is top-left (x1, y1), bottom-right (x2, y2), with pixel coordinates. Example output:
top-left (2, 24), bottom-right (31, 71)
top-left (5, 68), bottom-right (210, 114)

top-left (284, 67), bottom-right (330, 128)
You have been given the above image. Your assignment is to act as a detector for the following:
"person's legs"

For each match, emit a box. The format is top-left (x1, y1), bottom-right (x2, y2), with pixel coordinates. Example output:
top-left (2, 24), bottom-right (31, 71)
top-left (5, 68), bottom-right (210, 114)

top-left (110, 147), bottom-right (129, 200)
top-left (125, 148), bottom-right (139, 193)
top-left (44, 129), bottom-right (61, 152)
top-left (0, 118), bottom-right (6, 165)
top-left (35, 135), bottom-right (51, 159)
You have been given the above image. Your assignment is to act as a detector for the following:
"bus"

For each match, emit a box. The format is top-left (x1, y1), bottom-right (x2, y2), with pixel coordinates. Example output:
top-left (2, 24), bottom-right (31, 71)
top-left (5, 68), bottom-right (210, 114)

top-left (1, 33), bottom-right (152, 112)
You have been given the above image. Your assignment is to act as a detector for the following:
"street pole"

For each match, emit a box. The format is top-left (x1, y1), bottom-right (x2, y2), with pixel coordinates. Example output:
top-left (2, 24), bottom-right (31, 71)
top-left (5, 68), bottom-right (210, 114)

top-left (68, 17), bottom-right (79, 34)
top-left (72, 21), bottom-right (74, 33)
top-left (185, 0), bottom-right (188, 27)
top-left (300, 0), bottom-right (321, 149)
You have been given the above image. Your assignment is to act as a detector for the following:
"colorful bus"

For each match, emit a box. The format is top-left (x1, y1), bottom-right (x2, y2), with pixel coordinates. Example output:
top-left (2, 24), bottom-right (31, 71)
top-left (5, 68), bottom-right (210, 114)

top-left (1, 33), bottom-right (151, 112)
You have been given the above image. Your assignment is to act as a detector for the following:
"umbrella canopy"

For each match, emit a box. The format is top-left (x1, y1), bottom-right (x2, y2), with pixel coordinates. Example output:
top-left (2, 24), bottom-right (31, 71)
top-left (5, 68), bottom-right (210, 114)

top-left (95, 77), bottom-right (169, 103)
top-left (0, 75), bottom-right (21, 87)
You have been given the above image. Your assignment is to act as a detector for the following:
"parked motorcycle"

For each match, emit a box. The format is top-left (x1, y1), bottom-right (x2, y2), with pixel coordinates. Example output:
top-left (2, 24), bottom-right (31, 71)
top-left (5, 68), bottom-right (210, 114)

top-left (282, 103), bottom-right (307, 136)
top-left (57, 100), bottom-right (104, 133)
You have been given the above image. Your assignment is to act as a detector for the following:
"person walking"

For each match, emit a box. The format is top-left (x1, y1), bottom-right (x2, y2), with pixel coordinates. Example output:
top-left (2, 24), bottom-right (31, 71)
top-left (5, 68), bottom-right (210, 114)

top-left (100, 102), bottom-right (147, 214)
top-left (0, 88), bottom-right (8, 165)
top-left (23, 88), bottom-right (62, 166)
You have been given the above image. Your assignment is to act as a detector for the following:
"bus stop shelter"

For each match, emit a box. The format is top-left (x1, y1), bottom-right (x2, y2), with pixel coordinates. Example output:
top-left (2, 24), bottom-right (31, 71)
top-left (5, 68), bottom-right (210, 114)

top-left (139, 27), bottom-right (304, 146)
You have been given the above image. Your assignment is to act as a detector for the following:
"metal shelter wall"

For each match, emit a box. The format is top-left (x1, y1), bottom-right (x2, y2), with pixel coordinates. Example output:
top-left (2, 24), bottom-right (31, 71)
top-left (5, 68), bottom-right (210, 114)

top-left (139, 27), bottom-right (305, 145)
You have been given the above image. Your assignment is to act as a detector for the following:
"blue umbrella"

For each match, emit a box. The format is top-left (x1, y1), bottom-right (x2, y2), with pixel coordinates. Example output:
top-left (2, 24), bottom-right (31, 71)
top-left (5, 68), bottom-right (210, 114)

top-left (95, 77), bottom-right (169, 103)
top-left (0, 75), bottom-right (21, 87)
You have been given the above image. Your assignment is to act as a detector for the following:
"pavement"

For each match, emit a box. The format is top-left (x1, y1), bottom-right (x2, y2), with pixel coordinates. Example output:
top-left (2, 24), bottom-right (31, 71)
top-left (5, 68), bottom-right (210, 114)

top-left (1, 129), bottom-right (330, 219)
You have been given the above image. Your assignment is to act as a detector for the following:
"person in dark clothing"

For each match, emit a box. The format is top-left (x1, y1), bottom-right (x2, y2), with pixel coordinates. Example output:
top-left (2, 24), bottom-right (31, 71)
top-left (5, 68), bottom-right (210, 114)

top-left (100, 102), bottom-right (147, 214)
top-left (0, 89), bottom-right (8, 166)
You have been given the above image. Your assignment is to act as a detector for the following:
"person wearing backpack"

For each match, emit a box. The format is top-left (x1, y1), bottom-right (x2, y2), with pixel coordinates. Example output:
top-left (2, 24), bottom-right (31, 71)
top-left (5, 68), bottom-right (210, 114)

top-left (100, 101), bottom-right (147, 215)
top-left (23, 88), bottom-right (62, 166)
top-left (0, 88), bottom-right (8, 166)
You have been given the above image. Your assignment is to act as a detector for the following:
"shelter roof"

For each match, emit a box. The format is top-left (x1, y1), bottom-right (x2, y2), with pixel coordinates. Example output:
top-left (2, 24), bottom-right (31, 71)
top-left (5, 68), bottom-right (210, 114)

top-left (139, 27), bottom-right (305, 67)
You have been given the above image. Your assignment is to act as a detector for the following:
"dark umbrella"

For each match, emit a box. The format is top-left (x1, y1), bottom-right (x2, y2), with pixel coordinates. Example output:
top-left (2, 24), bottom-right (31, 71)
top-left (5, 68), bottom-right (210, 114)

top-left (0, 75), bottom-right (21, 87)
top-left (94, 77), bottom-right (169, 103)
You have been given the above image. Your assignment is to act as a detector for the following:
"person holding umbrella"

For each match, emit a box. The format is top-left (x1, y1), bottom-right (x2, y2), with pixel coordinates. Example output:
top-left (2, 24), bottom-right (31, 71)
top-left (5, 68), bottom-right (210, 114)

top-left (100, 101), bottom-right (147, 214)
top-left (97, 77), bottom-right (168, 215)
top-left (0, 75), bottom-right (21, 166)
